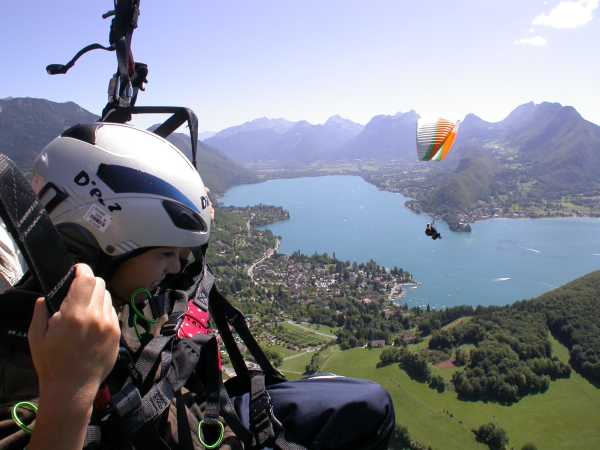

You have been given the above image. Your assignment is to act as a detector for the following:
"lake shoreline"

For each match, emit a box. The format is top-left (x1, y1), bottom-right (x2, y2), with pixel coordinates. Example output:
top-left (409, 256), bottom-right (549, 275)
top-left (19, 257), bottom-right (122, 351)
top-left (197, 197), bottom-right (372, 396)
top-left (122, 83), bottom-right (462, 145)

top-left (217, 172), bottom-right (600, 232)
top-left (363, 177), bottom-right (600, 229)
top-left (221, 175), bottom-right (600, 308)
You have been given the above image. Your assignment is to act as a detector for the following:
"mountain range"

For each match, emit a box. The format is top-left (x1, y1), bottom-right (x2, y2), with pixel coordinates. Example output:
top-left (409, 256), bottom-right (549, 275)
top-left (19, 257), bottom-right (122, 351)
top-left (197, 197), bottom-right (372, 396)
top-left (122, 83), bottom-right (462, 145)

top-left (422, 101), bottom-right (600, 214)
top-left (206, 101), bottom-right (600, 172)
top-left (204, 111), bottom-right (421, 163)
top-left (0, 97), bottom-right (98, 170)
top-left (0, 97), bottom-right (256, 196)
top-left (202, 100), bottom-right (600, 219)
top-left (2, 97), bottom-right (599, 214)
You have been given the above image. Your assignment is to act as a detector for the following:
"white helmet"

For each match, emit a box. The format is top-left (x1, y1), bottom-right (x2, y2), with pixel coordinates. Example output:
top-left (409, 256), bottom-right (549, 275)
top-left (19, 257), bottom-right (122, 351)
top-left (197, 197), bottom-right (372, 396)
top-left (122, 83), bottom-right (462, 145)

top-left (32, 123), bottom-right (211, 261)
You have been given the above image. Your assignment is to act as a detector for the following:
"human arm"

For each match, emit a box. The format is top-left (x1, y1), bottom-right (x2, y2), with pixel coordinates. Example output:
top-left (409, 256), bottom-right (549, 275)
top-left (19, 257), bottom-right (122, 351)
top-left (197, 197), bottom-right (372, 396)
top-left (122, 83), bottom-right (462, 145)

top-left (26, 263), bottom-right (120, 450)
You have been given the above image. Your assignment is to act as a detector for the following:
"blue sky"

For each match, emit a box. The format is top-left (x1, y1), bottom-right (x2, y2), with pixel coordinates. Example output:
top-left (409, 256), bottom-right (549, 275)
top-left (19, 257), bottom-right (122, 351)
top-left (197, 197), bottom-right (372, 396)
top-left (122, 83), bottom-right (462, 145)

top-left (2, 1), bottom-right (599, 131)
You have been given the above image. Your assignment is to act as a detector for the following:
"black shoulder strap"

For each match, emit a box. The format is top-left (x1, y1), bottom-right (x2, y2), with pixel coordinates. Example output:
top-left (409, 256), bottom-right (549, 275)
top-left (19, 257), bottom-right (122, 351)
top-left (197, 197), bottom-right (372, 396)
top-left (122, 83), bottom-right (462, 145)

top-left (0, 155), bottom-right (75, 315)
top-left (0, 283), bottom-right (39, 338)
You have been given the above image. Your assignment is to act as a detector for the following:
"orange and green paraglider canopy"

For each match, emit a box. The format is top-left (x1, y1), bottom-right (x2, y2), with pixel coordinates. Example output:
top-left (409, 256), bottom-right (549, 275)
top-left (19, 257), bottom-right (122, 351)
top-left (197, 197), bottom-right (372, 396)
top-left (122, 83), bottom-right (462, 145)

top-left (416, 118), bottom-right (459, 161)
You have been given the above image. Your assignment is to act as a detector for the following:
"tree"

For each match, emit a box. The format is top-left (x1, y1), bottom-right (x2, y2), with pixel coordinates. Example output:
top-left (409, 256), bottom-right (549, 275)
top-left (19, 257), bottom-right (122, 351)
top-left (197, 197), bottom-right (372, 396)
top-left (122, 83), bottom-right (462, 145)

top-left (388, 425), bottom-right (412, 449)
top-left (455, 347), bottom-right (468, 366)
top-left (418, 321), bottom-right (432, 337)
top-left (429, 375), bottom-right (446, 393)
top-left (472, 423), bottom-right (509, 450)
top-left (263, 348), bottom-right (283, 367)
top-left (429, 330), bottom-right (455, 350)
top-left (399, 352), bottom-right (431, 383)
top-left (388, 425), bottom-right (432, 450)
top-left (521, 444), bottom-right (538, 450)
top-left (378, 348), bottom-right (406, 367)
top-left (304, 352), bottom-right (322, 375)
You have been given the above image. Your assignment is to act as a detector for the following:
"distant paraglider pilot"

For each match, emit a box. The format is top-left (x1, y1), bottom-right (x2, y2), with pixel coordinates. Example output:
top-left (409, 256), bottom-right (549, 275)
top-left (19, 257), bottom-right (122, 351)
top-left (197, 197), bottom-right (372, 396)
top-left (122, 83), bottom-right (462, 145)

top-left (417, 115), bottom-right (457, 242)
top-left (425, 223), bottom-right (442, 240)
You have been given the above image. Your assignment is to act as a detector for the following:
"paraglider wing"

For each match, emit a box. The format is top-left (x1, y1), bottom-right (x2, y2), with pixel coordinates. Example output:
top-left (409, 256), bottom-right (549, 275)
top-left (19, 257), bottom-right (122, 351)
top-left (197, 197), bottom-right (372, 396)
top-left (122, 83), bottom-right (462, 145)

top-left (416, 118), bottom-right (459, 161)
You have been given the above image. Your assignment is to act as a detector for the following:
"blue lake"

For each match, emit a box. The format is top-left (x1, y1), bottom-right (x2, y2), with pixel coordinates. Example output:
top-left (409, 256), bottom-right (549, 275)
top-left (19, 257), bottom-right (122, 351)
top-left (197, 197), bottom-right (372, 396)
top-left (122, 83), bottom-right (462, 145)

top-left (222, 175), bottom-right (600, 308)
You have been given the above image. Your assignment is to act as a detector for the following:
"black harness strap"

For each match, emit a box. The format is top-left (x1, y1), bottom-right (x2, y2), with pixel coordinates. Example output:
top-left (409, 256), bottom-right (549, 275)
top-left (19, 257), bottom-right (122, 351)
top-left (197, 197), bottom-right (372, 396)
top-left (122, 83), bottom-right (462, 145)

top-left (274, 435), bottom-right (309, 450)
top-left (205, 269), bottom-right (312, 450)
top-left (201, 264), bottom-right (294, 448)
top-left (250, 373), bottom-right (276, 448)
top-left (175, 392), bottom-right (195, 450)
top-left (0, 154), bottom-right (75, 315)
top-left (134, 335), bottom-right (174, 388)
top-left (197, 336), bottom-right (220, 421)
top-left (160, 290), bottom-right (189, 336)
top-left (111, 382), bottom-right (143, 430)
top-left (208, 283), bottom-right (285, 384)
top-left (201, 264), bottom-right (285, 383)
top-left (113, 337), bottom-right (203, 436)
top-left (196, 334), bottom-right (253, 445)
top-left (101, 264), bottom-right (289, 449)
top-left (148, 290), bottom-right (174, 319)
top-left (217, 382), bottom-right (253, 444)
top-left (202, 269), bottom-right (249, 379)
top-left (222, 289), bottom-right (285, 382)
top-left (83, 425), bottom-right (102, 448)
top-left (142, 337), bottom-right (202, 419)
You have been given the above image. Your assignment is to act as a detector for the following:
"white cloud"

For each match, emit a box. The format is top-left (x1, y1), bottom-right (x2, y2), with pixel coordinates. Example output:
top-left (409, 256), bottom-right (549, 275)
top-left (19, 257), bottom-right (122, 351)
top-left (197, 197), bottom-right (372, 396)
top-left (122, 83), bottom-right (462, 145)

top-left (514, 35), bottom-right (548, 46)
top-left (532, 0), bottom-right (598, 29)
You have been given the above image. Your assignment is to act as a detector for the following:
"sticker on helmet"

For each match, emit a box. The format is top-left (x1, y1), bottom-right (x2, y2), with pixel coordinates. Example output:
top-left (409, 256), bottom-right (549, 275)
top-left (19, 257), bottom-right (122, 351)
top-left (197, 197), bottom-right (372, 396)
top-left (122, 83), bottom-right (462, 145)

top-left (74, 170), bottom-right (122, 212)
top-left (83, 204), bottom-right (112, 232)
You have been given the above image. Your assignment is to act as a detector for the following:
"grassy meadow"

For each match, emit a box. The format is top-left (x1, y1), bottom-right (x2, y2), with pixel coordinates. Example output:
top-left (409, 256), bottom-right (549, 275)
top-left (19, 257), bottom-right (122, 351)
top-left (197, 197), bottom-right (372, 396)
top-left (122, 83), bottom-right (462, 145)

top-left (280, 336), bottom-right (600, 449)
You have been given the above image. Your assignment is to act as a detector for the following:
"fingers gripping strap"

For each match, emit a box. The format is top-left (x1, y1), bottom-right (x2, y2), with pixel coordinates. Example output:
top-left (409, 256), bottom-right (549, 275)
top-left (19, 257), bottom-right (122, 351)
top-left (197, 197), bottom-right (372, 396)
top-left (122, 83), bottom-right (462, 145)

top-left (0, 154), bottom-right (75, 314)
top-left (46, 266), bottom-right (76, 313)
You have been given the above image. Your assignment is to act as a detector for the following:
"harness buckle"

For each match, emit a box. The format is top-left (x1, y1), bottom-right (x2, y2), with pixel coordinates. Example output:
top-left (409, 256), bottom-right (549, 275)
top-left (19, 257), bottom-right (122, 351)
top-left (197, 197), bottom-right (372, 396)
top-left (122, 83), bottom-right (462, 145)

top-left (250, 388), bottom-right (278, 446)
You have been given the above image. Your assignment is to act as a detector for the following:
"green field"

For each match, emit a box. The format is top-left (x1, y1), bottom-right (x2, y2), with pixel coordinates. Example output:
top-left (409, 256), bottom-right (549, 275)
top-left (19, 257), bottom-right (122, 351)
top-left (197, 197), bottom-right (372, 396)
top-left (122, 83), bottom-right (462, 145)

top-left (258, 321), bottom-right (337, 377)
top-left (280, 350), bottom-right (316, 376)
top-left (259, 342), bottom-right (298, 359)
top-left (276, 321), bottom-right (333, 346)
top-left (297, 337), bottom-right (600, 450)
top-left (276, 317), bottom-right (600, 449)
top-left (290, 321), bottom-right (338, 337)
top-left (280, 345), bottom-right (340, 378)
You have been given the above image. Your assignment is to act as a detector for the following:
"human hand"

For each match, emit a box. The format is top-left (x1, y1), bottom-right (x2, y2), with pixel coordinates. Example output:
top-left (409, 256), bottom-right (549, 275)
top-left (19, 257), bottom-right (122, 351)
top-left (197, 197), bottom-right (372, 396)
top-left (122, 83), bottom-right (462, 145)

top-left (28, 263), bottom-right (120, 403)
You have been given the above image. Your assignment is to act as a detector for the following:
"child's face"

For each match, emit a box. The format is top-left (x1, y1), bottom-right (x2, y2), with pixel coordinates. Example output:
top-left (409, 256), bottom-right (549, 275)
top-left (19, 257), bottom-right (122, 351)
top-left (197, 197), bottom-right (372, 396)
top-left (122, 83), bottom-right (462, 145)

top-left (108, 247), bottom-right (187, 304)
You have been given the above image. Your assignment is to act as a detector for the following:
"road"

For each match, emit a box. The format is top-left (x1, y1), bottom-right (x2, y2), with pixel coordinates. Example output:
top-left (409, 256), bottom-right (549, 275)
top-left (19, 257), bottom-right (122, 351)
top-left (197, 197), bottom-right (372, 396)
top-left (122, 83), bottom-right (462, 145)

top-left (247, 238), bottom-right (280, 283)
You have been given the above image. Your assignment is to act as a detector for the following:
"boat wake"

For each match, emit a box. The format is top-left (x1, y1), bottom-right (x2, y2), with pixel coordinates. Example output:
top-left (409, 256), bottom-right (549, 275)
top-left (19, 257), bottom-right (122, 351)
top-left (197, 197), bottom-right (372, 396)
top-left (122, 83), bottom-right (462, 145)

top-left (522, 247), bottom-right (541, 254)
top-left (492, 277), bottom-right (511, 282)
